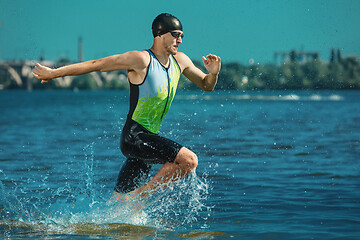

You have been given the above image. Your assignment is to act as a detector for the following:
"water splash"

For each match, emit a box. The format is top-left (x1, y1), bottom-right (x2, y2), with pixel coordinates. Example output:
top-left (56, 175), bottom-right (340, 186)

top-left (0, 144), bottom-right (211, 235)
top-left (145, 171), bottom-right (211, 230)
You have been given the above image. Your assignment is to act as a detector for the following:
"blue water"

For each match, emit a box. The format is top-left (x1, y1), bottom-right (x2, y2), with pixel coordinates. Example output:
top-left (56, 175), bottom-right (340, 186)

top-left (0, 90), bottom-right (359, 239)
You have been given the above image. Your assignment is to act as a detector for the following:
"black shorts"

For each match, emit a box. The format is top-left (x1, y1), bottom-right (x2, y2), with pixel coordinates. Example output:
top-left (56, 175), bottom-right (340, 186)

top-left (114, 118), bottom-right (183, 193)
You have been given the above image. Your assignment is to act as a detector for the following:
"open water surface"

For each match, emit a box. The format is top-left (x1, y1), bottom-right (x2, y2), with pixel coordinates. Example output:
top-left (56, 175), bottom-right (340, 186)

top-left (0, 90), bottom-right (359, 239)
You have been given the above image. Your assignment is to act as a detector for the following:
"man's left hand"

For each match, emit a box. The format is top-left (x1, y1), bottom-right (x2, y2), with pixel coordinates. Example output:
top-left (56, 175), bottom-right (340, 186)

top-left (202, 54), bottom-right (221, 75)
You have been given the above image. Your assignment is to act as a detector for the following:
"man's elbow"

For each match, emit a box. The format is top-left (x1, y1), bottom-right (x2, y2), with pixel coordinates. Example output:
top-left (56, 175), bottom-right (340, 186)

top-left (203, 85), bottom-right (215, 92)
top-left (202, 75), bottom-right (217, 92)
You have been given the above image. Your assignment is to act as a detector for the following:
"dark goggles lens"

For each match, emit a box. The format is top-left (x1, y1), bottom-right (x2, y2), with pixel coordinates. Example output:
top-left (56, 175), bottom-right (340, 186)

top-left (170, 31), bottom-right (184, 39)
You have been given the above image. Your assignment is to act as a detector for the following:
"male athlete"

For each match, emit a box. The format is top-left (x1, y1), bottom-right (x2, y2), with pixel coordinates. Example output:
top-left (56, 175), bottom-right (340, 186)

top-left (33, 13), bottom-right (221, 200)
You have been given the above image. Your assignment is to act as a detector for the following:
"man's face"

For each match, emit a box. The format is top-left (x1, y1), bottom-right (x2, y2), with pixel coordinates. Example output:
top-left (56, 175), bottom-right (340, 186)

top-left (162, 30), bottom-right (183, 55)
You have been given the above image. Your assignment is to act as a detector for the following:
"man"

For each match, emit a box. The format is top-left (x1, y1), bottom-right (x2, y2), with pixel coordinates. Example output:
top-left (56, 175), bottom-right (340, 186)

top-left (33, 13), bottom-right (221, 200)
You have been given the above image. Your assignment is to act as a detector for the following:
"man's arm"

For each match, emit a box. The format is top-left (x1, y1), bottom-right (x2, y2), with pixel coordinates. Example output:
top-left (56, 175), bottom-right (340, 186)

top-left (175, 52), bottom-right (221, 92)
top-left (33, 51), bottom-right (148, 83)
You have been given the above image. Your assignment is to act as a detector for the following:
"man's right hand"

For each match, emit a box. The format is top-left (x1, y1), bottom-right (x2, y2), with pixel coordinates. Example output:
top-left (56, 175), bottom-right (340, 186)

top-left (33, 63), bottom-right (54, 83)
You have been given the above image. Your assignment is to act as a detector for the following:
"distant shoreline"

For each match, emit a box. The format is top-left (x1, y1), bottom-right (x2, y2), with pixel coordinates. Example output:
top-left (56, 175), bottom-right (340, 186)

top-left (1, 52), bottom-right (359, 90)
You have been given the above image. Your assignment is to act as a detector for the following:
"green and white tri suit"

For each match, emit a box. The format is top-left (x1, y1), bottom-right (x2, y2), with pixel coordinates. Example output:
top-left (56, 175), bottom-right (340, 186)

top-left (128, 49), bottom-right (181, 134)
top-left (115, 49), bottom-right (183, 193)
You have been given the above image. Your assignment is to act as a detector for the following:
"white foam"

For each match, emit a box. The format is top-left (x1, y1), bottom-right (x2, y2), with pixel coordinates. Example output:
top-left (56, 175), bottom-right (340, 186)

top-left (281, 94), bottom-right (300, 100)
top-left (328, 94), bottom-right (344, 101)
top-left (176, 93), bottom-right (344, 102)
top-left (309, 94), bottom-right (322, 101)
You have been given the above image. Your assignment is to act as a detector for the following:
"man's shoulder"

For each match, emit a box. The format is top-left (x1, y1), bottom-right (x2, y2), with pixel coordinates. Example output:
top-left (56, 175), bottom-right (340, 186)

top-left (174, 52), bottom-right (192, 70)
top-left (124, 50), bottom-right (150, 69)
top-left (174, 51), bottom-right (187, 59)
top-left (128, 50), bottom-right (150, 60)
top-left (174, 52), bottom-right (191, 63)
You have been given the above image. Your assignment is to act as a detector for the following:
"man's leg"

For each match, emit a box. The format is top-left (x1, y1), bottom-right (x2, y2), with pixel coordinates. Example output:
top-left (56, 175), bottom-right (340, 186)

top-left (129, 147), bottom-right (198, 199)
top-left (113, 158), bottom-right (151, 194)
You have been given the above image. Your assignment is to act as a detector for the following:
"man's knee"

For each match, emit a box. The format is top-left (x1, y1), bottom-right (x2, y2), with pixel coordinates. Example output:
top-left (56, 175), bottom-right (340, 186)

top-left (189, 152), bottom-right (198, 169)
top-left (175, 147), bottom-right (198, 171)
top-left (184, 151), bottom-right (198, 170)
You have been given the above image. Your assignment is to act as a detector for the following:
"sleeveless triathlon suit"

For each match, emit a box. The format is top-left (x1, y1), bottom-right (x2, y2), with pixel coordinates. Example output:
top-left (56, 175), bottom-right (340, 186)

top-left (115, 50), bottom-right (183, 193)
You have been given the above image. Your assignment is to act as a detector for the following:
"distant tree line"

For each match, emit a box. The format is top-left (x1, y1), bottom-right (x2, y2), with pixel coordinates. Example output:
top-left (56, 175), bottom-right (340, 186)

top-left (1, 49), bottom-right (360, 90)
top-left (179, 49), bottom-right (360, 90)
top-left (219, 49), bottom-right (360, 89)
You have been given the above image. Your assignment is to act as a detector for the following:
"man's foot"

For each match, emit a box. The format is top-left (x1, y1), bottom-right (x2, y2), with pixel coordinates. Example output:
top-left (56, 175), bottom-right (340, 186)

top-left (109, 192), bottom-right (146, 212)
top-left (109, 191), bottom-right (136, 202)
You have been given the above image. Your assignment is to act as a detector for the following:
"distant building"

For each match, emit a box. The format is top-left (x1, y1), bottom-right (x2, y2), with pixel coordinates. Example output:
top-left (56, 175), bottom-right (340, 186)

top-left (78, 36), bottom-right (83, 63)
top-left (274, 50), bottom-right (319, 64)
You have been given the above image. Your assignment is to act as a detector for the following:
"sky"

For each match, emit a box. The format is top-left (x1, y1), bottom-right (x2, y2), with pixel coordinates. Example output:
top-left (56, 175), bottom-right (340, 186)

top-left (1, 0), bottom-right (360, 64)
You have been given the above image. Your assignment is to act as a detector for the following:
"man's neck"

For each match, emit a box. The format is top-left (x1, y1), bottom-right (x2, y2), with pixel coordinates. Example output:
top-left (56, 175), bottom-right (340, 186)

top-left (149, 46), bottom-right (170, 67)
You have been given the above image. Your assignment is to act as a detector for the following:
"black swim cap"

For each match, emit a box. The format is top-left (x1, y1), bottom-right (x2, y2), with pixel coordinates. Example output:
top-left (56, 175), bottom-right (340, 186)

top-left (152, 13), bottom-right (183, 37)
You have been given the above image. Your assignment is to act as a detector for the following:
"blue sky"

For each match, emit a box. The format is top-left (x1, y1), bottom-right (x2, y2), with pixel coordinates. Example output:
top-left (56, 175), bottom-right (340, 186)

top-left (1, 0), bottom-right (360, 64)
